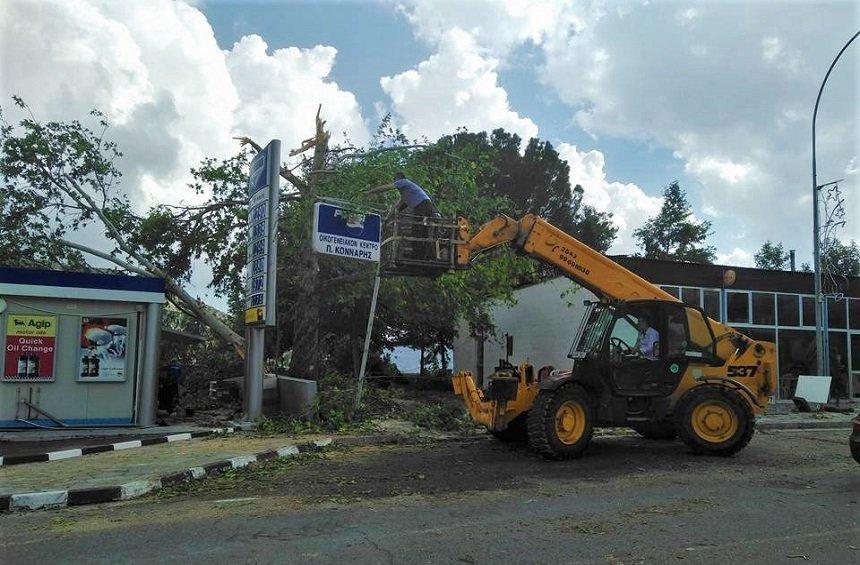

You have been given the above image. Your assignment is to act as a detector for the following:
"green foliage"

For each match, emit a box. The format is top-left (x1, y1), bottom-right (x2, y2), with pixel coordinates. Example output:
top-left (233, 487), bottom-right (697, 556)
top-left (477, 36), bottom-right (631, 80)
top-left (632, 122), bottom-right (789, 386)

top-left (634, 181), bottom-right (716, 263)
top-left (0, 98), bottom-right (127, 269)
top-left (822, 238), bottom-right (860, 278)
top-left (406, 402), bottom-right (473, 433)
top-left (754, 240), bottom-right (790, 270)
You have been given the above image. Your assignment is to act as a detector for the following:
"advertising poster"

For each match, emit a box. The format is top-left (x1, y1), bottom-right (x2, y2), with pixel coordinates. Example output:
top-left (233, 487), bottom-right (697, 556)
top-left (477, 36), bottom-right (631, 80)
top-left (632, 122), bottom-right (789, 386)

top-left (3, 314), bottom-right (57, 382)
top-left (79, 317), bottom-right (128, 380)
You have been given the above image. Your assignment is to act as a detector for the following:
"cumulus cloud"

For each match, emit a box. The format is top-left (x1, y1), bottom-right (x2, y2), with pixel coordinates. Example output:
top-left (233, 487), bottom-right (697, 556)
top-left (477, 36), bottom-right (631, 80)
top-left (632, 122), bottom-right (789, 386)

top-left (536, 1), bottom-right (858, 259)
top-left (226, 35), bottom-right (369, 154)
top-left (0, 0), bottom-right (368, 211)
top-left (380, 28), bottom-right (538, 141)
top-left (394, 0), bottom-right (575, 57)
top-left (558, 143), bottom-right (662, 253)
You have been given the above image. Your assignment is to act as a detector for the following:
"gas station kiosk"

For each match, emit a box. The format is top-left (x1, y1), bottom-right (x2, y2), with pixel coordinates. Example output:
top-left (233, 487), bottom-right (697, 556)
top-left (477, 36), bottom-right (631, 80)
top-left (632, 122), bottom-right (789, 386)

top-left (0, 267), bottom-right (165, 428)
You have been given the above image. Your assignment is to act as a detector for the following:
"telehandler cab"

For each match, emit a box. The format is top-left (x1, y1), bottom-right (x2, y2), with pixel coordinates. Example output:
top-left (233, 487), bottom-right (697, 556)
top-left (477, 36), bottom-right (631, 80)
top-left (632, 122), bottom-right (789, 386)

top-left (393, 213), bottom-right (777, 460)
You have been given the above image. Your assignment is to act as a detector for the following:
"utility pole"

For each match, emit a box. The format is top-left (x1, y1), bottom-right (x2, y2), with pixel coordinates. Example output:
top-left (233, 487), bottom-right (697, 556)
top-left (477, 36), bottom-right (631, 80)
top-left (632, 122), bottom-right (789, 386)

top-left (811, 29), bottom-right (859, 377)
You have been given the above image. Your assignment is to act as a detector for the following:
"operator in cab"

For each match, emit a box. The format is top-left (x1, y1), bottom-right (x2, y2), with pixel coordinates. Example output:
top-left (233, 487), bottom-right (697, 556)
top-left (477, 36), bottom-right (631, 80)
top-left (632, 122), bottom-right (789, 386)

top-left (364, 172), bottom-right (440, 219)
top-left (635, 316), bottom-right (660, 360)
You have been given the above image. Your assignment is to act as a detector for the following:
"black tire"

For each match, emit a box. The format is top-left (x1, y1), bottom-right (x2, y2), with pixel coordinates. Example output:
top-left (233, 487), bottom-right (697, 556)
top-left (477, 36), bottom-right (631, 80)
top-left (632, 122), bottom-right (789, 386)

top-left (675, 385), bottom-right (755, 456)
top-left (527, 384), bottom-right (594, 460)
top-left (631, 422), bottom-right (677, 440)
top-left (491, 412), bottom-right (528, 443)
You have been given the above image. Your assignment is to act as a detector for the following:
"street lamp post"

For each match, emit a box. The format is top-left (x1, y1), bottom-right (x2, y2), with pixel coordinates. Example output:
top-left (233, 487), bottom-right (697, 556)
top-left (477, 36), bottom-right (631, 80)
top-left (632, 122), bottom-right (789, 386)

top-left (811, 29), bottom-right (859, 377)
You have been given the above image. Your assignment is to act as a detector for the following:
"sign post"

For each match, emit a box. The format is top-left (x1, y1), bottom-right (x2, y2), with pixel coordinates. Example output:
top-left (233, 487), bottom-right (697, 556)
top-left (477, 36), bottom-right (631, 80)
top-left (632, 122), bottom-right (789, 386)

top-left (311, 202), bottom-right (382, 414)
top-left (243, 140), bottom-right (280, 420)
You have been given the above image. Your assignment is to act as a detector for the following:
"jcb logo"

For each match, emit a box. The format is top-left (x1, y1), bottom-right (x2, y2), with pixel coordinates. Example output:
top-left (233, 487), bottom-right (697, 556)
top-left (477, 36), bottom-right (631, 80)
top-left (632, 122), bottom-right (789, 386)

top-left (727, 366), bottom-right (758, 378)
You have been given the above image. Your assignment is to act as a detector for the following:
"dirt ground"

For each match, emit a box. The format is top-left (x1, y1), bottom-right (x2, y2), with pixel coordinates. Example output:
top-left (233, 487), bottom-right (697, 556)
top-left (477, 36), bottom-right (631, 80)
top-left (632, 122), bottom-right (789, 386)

top-left (1, 428), bottom-right (857, 564)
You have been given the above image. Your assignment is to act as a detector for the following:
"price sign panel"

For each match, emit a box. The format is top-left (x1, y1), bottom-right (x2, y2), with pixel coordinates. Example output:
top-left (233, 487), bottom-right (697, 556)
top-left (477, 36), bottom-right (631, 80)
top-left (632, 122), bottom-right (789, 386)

top-left (244, 140), bottom-right (280, 326)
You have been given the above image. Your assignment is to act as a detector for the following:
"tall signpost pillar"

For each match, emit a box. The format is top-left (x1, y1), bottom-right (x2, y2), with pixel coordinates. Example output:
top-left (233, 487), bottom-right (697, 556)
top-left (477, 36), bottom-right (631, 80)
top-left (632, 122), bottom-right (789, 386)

top-left (243, 140), bottom-right (281, 421)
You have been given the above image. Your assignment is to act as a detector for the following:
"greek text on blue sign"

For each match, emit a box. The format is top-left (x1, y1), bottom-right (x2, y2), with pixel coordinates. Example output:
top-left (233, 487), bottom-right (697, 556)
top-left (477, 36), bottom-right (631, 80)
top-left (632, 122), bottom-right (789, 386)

top-left (312, 203), bottom-right (381, 263)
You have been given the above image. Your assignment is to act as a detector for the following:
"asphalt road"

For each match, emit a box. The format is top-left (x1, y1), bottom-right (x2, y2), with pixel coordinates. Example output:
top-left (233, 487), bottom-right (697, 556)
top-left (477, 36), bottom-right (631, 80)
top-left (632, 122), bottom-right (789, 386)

top-left (1, 429), bottom-right (858, 564)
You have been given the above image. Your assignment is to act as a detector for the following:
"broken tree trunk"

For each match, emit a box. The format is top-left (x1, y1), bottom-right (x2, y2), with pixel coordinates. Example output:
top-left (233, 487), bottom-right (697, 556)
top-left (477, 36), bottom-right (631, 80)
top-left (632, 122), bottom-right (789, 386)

top-left (287, 110), bottom-right (329, 381)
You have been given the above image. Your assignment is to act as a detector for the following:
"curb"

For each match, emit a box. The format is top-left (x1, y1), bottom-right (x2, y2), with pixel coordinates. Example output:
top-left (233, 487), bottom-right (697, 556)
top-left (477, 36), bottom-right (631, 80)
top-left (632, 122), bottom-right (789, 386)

top-left (0, 438), bottom-right (332, 513)
top-left (0, 423), bottom-right (255, 468)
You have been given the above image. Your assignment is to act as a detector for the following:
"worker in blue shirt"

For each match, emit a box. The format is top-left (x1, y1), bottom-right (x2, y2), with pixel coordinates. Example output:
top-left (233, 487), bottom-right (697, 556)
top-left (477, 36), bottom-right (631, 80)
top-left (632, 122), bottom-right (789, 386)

top-left (365, 172), bottom-right (441, 259)
top-left (365, 172), bottom-right (440, 218)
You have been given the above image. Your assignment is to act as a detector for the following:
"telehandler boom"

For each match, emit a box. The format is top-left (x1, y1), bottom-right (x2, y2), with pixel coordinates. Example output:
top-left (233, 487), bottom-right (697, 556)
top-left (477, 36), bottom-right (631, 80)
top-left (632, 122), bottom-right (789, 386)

top-left (449, 213), bottom-right (777, 459)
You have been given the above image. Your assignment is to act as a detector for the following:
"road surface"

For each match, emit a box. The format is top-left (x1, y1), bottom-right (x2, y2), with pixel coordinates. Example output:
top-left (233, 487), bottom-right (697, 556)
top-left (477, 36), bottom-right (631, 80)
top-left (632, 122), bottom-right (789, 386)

top-left (1, 428), bottom-right (857, 564)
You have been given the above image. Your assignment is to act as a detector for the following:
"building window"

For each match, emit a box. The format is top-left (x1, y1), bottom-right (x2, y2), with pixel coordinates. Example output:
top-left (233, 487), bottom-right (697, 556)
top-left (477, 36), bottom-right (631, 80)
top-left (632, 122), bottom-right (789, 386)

top-left (777, 294), bottom-right (799, 327)
top-left (727, 291), bottom-right (749, 324)
top-left (830, 332), bottom-right (849, 402)
top-left (777, 329), bottom-right (817, 400)
top-left (827, 298), bottom-right (847, 329)
top-left (802, 296), bottom-right (816, 327)
top-left (661, 286), bottom-right (680, 299)
top-left (703, 290), bottom-right (720, 321)
top-left (849, 299), bottom-right (859, 330)
top-left (681, 287), bottom-right (701, 308)
top-left (752, 293), bottom-right (775, 325)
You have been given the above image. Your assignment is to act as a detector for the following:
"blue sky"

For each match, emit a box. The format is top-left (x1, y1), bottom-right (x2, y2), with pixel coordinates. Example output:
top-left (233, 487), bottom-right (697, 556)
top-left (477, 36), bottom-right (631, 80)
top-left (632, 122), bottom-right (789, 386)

top-left (2, 0), bottom-right (857, 274)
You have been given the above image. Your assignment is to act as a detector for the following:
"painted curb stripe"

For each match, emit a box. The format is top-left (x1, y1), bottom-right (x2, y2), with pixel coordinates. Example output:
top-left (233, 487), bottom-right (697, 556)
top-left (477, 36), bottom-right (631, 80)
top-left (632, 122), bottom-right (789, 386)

top-left (120, 480), bottom-right (161, 500)
top-left (48, 449), bottom-right (83, 461)
top-left (0, 438), bottom-right (331, 513)
top-left (67, 487), bottom-right (122, 506)
top-left (0, 427), bottom-right (242, 467)
top-left (113, 440), bottom-right (143, 451)
top-left (11, 490), bottom-right (68, 511)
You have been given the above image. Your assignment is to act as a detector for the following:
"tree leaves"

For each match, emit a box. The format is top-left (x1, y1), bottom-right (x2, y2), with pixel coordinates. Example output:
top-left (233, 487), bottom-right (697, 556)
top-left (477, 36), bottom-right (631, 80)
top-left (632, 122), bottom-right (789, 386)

top-left (633, 181), bottom-right (716, 263)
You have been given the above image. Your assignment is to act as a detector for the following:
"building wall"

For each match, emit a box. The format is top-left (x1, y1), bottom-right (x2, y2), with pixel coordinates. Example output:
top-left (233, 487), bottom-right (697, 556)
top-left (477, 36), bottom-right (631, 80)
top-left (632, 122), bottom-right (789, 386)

top-left (0, 297), bottom-right (144, 427)
top-left (454, 278), bottom-right (594, 386)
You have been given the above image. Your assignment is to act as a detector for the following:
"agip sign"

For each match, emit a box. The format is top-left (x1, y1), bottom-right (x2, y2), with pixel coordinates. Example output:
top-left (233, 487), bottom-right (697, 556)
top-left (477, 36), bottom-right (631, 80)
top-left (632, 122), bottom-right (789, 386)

top-left (244, 140), bottom-right (281, 326)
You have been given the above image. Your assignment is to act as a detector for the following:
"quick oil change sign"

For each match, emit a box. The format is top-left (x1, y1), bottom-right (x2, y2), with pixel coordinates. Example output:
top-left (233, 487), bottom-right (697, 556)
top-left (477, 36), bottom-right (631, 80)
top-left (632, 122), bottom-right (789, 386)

top-left (3, 314), bottom-right (57, 382)
top-left (312, 203), bottom-right (381, 262)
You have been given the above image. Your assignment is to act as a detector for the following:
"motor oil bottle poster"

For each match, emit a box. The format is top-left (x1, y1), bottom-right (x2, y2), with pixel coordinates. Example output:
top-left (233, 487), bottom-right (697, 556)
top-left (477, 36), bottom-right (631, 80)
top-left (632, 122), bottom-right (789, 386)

top-left (3, 314), bottom-right (57, 382)
top-left (79, 317), bottom-right (127, 380)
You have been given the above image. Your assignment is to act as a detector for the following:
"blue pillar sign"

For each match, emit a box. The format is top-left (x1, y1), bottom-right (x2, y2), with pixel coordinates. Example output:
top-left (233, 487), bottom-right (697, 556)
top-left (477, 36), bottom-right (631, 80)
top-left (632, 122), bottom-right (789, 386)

top-left (312, 202), bottom-right (381, 262)
top-left (244, 140), bottom-right (280, 326)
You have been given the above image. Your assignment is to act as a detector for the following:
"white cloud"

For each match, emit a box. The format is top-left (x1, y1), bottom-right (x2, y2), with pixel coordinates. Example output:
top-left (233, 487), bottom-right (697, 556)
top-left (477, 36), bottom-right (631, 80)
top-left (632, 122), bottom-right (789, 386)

top-left (394, 0), bottom-right (576, 57)
top-left (0, 0), bottom-right (368, 211)
top-left (558, 143), bottom-right (662, 253)
top-left (716, 248), bottom-right (755, 268)
top-left (226, 35), bottom-right (369, 153)
top-left (534, 1), bottom-right (858, 260)
top-left (380, 28), bottom-right (538, 141)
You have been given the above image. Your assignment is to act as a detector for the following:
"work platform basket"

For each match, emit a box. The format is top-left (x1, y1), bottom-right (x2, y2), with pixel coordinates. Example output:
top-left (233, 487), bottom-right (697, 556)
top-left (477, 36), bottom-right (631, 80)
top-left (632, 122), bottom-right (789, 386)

top-left (381, 212), bottom-right (465, 277)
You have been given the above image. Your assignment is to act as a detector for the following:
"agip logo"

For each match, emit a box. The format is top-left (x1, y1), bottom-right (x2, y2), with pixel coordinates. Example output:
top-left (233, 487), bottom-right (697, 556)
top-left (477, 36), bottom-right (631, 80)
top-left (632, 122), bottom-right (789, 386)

top-left (6, 315), bottom-right (56, 337)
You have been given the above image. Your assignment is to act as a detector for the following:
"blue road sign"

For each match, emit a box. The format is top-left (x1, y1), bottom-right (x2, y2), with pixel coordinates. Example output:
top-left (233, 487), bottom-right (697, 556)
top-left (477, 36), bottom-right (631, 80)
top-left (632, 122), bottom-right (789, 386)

top-left (312, 202), bottom-right (381, 262)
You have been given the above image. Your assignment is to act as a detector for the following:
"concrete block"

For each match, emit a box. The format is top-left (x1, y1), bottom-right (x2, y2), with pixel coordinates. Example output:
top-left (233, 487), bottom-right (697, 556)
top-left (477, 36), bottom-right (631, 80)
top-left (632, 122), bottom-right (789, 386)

top-left (277, 376), bottom-right (318, 418)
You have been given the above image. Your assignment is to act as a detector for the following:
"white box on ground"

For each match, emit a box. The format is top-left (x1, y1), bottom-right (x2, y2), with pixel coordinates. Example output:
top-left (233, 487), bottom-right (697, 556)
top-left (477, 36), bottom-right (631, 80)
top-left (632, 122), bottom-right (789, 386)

top-left (794, 375), bottom-right (832, 404)
top-left (277, 375), bottom-right (318, 418)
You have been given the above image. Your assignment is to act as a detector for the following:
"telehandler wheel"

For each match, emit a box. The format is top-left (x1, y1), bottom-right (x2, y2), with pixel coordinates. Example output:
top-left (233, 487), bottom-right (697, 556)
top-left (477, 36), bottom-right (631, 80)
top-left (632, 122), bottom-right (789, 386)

top-left (675, 385), bottom-right (755, 456)
top-left (527, 384), bottom-right (593, 460)
top-left (491, 412), bottom-right (529, 443)
top-left (631, 422), bottom-right (677, 440)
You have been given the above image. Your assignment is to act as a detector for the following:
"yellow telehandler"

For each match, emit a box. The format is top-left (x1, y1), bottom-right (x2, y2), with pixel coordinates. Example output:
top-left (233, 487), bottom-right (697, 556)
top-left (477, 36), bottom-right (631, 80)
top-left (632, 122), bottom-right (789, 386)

top-left (428, 213), bottom-right (777, 460)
